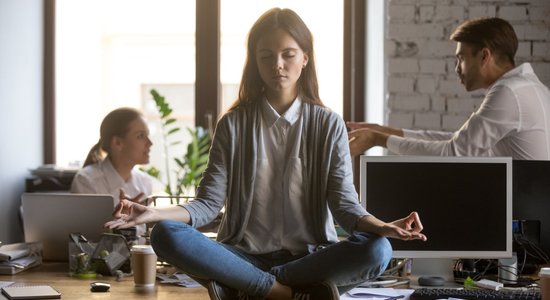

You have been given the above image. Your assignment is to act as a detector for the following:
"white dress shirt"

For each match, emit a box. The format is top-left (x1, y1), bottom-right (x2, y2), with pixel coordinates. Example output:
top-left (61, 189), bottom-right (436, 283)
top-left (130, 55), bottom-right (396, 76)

top-left (237, 97), bottom-right (316, 255)
top-left (387, 63), bottom-right (550, 160)
top-left (71, 158), bottom-right (164, 238)
top-left (71, 158), bottom-right (160, 203)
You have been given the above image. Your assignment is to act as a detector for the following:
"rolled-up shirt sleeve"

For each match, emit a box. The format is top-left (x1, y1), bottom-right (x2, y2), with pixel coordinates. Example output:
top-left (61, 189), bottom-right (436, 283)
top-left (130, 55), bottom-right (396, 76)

top-left (386, 84), bottom-right (520, 157)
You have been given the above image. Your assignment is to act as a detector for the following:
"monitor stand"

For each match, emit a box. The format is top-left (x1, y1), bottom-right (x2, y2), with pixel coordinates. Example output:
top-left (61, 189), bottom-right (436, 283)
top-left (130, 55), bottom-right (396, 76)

top-left (409, 258), bottom-right (460, 288)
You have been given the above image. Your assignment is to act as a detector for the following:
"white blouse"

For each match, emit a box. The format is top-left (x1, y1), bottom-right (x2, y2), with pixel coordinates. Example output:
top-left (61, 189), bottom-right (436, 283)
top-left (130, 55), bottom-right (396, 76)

top-left (70, 158), bottom-right (159, 204)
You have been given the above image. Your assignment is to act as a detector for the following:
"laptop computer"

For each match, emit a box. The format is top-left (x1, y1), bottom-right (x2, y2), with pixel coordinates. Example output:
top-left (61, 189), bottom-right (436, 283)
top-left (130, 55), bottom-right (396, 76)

top-left (21, 193), bottom-right (115, 262)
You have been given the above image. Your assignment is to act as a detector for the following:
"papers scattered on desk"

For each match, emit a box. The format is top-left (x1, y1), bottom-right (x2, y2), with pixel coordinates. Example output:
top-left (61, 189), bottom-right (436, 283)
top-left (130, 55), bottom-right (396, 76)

top-left (359, 276), bottom-right (410, 288)
top-left (30, 165), bottom-right (78, 178)
top-left (342, 288), bottom-right (415, 300)
top-left (0, 244), bottom-right (32, 262)
top-left (156, 273), bottom-right (202, 288)
top-left (0, 243), bottom-right (43, 275)
top-left (1, 256), bottom-right (37, 268)
top-left (347, 288), bottom-right (401, 298)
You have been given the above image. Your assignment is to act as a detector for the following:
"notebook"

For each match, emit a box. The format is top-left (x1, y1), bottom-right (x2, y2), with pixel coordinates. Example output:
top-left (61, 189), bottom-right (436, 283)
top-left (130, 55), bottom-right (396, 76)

top-left (1, 285), bottom-right (61, 299)
top-left (21, 193), bottom-right (115, 262)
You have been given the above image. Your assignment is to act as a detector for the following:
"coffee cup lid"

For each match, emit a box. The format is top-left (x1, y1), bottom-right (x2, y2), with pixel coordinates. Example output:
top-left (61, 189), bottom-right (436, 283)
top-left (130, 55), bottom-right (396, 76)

top-left (539, 267), bottom-right (550, 276)
top-left (131, 244), bottom-right (155, 254)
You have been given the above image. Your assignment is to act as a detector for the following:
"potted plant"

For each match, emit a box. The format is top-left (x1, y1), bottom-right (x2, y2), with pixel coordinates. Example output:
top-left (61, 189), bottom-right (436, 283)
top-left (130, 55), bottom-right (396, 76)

top-left (144, 89), bottom-right (211, 204)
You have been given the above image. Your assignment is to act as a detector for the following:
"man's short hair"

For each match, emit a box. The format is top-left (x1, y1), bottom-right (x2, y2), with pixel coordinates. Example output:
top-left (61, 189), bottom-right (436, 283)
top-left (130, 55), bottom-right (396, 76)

top-left (450, 17), bottom-right (518, 66)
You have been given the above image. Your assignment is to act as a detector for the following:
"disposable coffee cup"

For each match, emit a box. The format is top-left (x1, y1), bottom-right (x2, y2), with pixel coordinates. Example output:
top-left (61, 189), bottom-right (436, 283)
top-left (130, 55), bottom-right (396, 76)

top-left (131, 245), bottom-right (157, 287)
top-left (540, 267), bottom-right (550, 300)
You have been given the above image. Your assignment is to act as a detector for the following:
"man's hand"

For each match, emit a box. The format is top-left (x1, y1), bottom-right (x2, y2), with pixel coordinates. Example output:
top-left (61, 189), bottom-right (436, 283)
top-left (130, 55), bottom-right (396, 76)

top-left (346, 122), bottom-right (404, 156)
top-left (348, 128), bottom-right (381, 156)
top-left (346, 122), bottom-right (380, 131)
top-left (347, 122), bottom-right (404, 137)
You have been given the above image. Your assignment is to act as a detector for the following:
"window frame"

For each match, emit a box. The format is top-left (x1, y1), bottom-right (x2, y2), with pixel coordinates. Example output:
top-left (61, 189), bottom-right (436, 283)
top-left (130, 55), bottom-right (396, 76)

top-left (43, 0), bottom-right (366, 171)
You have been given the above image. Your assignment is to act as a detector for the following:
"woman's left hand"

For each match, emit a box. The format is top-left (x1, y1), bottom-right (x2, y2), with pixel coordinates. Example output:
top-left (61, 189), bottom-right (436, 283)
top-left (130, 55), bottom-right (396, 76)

top-left (383, 211), bottom-right (427, 241)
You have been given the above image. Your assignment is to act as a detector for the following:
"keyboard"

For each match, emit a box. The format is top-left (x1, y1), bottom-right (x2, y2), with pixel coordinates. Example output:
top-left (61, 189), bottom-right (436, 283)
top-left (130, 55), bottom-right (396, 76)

top-left (410, 288), bottom-right (540, 300)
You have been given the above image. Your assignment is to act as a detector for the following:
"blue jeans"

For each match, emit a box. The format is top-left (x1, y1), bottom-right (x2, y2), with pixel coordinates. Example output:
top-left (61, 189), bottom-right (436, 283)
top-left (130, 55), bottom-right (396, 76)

top-left (150, 220), bottom-right (392, 298)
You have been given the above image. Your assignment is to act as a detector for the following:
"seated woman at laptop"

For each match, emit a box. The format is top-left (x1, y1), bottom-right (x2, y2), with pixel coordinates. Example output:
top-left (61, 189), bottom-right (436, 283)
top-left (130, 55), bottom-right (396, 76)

top-left (71, 107), bottom-right (161, 202)
top-left (71, 107), bottom-right (163, 239)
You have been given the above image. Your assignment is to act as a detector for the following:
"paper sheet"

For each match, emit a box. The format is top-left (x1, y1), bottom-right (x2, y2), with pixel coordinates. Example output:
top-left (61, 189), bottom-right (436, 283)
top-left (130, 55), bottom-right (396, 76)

top-left (341, 288), bottom-right (415, 300)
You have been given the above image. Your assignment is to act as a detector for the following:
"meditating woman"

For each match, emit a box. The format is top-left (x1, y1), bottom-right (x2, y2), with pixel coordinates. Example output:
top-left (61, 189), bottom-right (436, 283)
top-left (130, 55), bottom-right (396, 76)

top-left (106, 8), bottom-right (426, 300)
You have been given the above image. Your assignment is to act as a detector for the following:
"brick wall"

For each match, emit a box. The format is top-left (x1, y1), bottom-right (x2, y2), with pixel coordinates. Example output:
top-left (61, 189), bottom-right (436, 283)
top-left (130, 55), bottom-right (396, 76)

top-left (386, 0), bottom-right (550, 131)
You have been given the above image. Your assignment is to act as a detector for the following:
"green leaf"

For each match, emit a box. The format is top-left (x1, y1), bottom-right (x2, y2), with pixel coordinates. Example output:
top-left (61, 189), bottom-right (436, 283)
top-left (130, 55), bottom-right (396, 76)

top-left (160, 107), bottom-right (172, 118)
top-left (163, 185), bottom-right (172, 195)
top-left (164, 118), bottom-right (177, 126)
top-left (168, 127), bottom-right (181, 135)
top-left (141, 166), bottom-right (161, 179)
top-left (197, 155), bottom-right (209, 165)
top-left (174, 158), bottom-right (185, 168)
top-left (196, 164), bottom-right (207, 175)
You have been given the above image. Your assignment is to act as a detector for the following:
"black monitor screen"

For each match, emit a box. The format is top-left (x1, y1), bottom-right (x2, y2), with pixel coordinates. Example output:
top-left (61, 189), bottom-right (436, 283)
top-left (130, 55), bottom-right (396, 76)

top-left (360, 156), bottom-right (512, 259)
top-left (513, 160), bottom-right (550, 258)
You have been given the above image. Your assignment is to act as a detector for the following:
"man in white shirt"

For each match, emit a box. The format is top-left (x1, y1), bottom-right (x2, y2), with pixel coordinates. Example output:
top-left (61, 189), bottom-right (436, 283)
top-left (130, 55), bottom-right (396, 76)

top-left (348, 17), bottom-right (550, 160)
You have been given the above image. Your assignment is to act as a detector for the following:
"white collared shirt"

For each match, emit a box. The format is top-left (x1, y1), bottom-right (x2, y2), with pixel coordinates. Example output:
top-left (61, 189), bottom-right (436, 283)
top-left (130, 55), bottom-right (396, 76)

top-left (387, 63), bottom-right (550, 159)
top-left (70, 158), bottom-right (160, 205)
top-left (71, 158), bottom-right (163, 237)
top-left (237, 97), bottom-right (316, 255)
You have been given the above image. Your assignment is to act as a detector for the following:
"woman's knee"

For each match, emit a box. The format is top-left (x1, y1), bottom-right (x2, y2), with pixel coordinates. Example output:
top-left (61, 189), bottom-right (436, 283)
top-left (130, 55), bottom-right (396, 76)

top-left (354, 233), bottom-right (393, 267)
top-left (150, 220), bottom-right (191, 255)
top-left (371, 236), bottom-right (393, 267)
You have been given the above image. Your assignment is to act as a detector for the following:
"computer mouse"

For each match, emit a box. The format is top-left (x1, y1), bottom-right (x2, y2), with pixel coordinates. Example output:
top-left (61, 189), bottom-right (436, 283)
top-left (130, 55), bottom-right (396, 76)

top-left (418, 276), bottom-right (445, 286)
top-left (90, 282), bottom-right (111, 292)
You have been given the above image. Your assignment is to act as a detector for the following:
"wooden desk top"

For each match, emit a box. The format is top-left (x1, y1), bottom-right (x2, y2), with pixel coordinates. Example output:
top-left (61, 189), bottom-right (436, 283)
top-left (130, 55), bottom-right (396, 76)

top-left (0, 263), bottom-right (209, 300)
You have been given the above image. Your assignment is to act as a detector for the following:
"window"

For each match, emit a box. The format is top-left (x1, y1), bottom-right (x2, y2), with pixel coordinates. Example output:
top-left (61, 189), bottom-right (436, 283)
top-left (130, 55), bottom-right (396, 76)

top-left (47, 0), bottom-right (369, 188)
top-left (55, 0), bottom-right (196, 173)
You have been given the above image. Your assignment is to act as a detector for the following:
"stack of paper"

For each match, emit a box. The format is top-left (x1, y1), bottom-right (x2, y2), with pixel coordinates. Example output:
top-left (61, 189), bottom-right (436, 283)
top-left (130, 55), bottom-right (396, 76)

top-left (0, 242), bottom-right (42, 275)
top-left (156, 273), bottom-right (202, 288)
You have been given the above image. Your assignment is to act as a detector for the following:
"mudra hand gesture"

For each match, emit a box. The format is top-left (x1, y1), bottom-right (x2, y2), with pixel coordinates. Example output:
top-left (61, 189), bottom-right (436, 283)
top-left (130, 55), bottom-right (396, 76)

top-left (105, 189), bottom-right (153, 229)
top-left (384, 212), bottom-right (427, 241)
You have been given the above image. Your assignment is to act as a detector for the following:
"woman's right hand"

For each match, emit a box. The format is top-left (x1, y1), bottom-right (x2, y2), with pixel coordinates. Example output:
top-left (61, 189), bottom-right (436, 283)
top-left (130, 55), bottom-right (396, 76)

top-left (104, 199), bottom-right (157, 229)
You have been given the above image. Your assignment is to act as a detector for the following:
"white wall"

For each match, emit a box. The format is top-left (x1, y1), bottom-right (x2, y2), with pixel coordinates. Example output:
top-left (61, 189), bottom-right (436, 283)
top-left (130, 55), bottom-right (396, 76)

top-left (0, 0), bottom-right (44, 243)
top-left (386, 0), bottom-right (550, 131)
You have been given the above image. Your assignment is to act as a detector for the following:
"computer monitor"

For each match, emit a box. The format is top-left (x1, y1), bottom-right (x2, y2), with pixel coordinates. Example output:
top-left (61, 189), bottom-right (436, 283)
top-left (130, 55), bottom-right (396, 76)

top-left (360, 156), bottom-right (513, 259)
top-left (512, 160), bottom-right (550, 260)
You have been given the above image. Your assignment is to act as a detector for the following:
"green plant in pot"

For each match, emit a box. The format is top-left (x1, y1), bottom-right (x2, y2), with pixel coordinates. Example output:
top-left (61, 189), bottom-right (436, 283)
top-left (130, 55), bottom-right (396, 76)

top-left (173, 126), bottom-right (210, 196)
top-left (145, 89), bottom-right (211, 204)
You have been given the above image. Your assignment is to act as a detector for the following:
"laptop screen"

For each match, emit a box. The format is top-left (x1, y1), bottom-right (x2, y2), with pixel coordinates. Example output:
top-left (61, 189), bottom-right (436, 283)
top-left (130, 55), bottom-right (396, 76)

top-left (21, 193), bottom-right (115, 261)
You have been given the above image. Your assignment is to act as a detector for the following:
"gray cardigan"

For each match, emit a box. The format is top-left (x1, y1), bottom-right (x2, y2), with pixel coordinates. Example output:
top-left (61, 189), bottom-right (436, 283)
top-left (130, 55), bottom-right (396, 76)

top-left (182, 101), bottom-right (369, 246)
